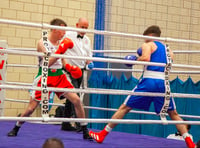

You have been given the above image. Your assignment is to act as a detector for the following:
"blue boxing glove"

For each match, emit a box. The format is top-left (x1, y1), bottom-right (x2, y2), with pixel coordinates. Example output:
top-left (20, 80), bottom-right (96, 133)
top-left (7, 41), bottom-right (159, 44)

top-left (86, 62), bottom-right (94, 70)
top-left (137, 47), bottom-right (142, 56)
top-left (124, 55), bottom-right (137, 67)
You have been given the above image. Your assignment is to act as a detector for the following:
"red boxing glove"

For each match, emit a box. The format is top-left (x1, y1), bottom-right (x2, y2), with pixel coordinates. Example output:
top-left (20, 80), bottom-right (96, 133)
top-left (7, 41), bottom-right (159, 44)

top-left (55, 38), bottom-right (74, 54)
top-left (65, 64), bottom-right (82, 79)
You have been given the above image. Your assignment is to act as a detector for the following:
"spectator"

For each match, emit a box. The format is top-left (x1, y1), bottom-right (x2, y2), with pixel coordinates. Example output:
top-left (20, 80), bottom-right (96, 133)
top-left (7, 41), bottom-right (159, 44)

top-left (42, 138), bottom-right (64, 148)
top-left (167, 119), bottom-right (193, 141)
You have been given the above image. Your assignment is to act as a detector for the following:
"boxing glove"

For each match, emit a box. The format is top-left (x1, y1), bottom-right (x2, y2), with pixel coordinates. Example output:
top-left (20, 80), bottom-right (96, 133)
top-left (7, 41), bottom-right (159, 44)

top-left (65, 64), bottom-right (82, 79)
top-left (86, 62), bottom-right (94, 70)
top-left (137, 47), bottom-right (142, 56)
top-left (55, 38), bottom-right (74, 54)
top-left (124, 55), bottom-right (137, 67)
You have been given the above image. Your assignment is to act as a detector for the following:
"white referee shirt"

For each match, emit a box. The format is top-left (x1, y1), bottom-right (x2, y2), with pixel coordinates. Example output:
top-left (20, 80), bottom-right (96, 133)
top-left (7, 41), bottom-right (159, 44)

top-left (63, 31), bottom-right (92, 69)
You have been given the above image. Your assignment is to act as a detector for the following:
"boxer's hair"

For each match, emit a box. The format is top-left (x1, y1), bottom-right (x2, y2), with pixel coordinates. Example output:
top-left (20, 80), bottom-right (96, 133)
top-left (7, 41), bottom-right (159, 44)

top-left (50, 18), bottom-right (67, 27)
top-left (42, 138), bottom-right (64, 148)
top-left (143, 25), bottom-right (161, 37)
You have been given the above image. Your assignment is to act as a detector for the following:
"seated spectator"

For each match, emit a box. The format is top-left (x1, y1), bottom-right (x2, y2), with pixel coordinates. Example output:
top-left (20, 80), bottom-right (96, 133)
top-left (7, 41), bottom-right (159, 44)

top-left (42, 138), bottom-right (64, 148)
top-left (167, 119), bottom-right (193, 141)
top-left (196, 140), bottom-right (200, 148)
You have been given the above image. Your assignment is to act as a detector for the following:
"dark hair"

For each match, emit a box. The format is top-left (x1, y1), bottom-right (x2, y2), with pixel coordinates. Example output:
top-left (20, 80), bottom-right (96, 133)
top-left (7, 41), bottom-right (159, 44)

top-left (42, 138), bottom-right (64, 148)
top-left (183, 119), bottom-right (191, 131)
top-left (143, 25), bottom-right (161, 37)
top-left (50, 18), bottom-right (67, 27)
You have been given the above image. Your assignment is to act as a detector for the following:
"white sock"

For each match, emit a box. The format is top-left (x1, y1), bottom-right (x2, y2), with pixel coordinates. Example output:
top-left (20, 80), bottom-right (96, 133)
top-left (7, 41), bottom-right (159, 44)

top-left (16, 122), bottom-right (22, 127)
top-left (104, 125), bottom-right (112, 132)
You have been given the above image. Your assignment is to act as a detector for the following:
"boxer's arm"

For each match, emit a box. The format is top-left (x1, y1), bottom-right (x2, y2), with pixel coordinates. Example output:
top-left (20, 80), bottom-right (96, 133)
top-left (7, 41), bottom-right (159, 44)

top-left (137, 43), bottom-right (151, 62)
top-left (37, 39), bottom-right (58, 67)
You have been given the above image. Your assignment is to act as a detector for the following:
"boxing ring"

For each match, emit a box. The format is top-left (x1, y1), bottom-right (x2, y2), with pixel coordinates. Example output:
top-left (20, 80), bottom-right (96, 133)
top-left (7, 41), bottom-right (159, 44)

top-left (0, 19), bottom-right (200, 148)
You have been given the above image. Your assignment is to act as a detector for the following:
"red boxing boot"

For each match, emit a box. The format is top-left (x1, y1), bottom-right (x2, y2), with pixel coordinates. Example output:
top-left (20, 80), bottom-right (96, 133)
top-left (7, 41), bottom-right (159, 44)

top-left (185, 137), bottom-right (196, 148)
top-left (89, 129), bottom-right (108, 143)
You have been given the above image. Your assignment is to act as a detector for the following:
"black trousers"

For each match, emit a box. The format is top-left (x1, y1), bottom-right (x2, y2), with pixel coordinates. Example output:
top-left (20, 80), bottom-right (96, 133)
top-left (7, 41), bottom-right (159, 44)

top-left (63, 69), bottom-right (84, 119)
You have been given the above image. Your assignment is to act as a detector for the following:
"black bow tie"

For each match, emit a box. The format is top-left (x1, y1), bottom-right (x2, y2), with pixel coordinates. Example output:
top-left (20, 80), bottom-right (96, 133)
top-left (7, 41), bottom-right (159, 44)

top-left (175, 132), bottom-right (181, 136)
top-left (77, 34), bottom-right (83, 39)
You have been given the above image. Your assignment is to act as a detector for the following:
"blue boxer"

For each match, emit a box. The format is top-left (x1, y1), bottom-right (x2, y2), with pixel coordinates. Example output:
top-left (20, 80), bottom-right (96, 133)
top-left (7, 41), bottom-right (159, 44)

top-left (124, 41), bottom-right (176, 114)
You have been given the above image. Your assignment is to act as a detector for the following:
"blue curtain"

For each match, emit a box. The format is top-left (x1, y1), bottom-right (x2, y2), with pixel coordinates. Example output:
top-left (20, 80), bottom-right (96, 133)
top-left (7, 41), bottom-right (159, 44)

top-left (89, 74), bottom-right (200, 142)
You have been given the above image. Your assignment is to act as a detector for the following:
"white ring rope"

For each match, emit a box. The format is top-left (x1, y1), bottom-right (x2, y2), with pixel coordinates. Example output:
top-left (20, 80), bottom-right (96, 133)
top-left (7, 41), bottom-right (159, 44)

top-left (0, 49), bottom-right (166, 67)
top-left (1, 18), bottom-right (200, 44)
top-left (2, 49), bottom-right (200, 70)
top-left (84, 106), bottom-right (200, 120)
top-left (92, 68), bottom-right (200, 74)
top-left (6, 64), bottom-right (38, 68)
top-left (5, 98), bottom-right (200, 120)
top-left (8, 48), bottom-right (36, 51)
top-left (92, 50), bottom-right (200, 54)
top-left (1, 84), bottom-right (200, 99)
top-left (5, 64), bottom-right (200, 74)
top-left (5, 82), bottom-right (32, 86)
top-left (8, 48), bottom-right (200, 54)
top-left (0, 117), bottom-right (199, 125)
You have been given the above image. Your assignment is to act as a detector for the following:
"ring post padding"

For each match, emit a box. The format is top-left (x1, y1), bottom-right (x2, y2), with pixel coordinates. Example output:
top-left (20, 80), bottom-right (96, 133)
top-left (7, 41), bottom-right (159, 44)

top-left (41, 30), bottom-right (51, 118)
top-left (0, 40), bottom-right (8, 116)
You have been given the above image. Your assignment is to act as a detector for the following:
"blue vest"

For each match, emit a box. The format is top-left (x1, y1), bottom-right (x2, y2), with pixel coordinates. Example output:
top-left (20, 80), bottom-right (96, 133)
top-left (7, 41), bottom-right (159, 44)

top-left (146, 41), bottom-right (167, 72)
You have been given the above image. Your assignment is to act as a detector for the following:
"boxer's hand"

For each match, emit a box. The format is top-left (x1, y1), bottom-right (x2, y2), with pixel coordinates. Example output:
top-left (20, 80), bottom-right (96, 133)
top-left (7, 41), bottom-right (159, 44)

top-left (124, 55), bottom-right (137, 67)
top-left (55, 38), bottom-right (73, 54)
top-left (65, 64), bottom-right (82, 79)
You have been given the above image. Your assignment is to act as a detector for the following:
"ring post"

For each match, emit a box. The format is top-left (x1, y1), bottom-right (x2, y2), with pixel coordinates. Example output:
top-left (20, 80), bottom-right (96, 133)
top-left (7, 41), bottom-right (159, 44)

top-left (0, 40), bottom-right (8, 116)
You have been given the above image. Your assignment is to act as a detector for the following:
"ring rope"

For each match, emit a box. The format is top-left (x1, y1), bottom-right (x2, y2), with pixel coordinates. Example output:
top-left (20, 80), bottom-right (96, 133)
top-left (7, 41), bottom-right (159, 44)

top-left (92, 50), bottom-right (200, 54)
top-left (6, 64), bottom-right (200, 74)
top-left (8, 48), bottom-right (36, 51)
top-left (2, 84), bottom-right (200, 99)
top-left (0, 49), bottom-right (166, 67)
top-left (8, 48), bottom-right (200, 54)
top-left (2, 49), bottom-right (200, 70)
top-left (6, 64), bottom-right (38, 68)
top-left (92, 68), bottom-right (200, 74)
top-left (1, 18), bottom-right (200, 44)
top-left (4, 98), bottom-right (200, 120)
top-left (5, 82), bottom-right (32, 86)
top-left (0, 117), bottom-right (200, 125)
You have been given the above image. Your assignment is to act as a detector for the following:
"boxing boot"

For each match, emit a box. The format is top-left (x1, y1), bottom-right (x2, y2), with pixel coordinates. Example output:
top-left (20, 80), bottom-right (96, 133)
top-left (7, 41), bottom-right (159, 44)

top-left (89, 129), bottom-right (108, 143)
top-left (61, 122), bottom-right (76, 131)
top-left (7, 125), bottom-right (21, 137)
top-left (81, 125), bottom-right (93, 141)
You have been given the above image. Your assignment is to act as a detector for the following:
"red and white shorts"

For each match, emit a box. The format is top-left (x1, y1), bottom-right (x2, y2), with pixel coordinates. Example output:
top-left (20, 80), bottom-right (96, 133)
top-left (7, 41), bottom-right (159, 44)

top-left (31, 74), bottom-right (73, 101)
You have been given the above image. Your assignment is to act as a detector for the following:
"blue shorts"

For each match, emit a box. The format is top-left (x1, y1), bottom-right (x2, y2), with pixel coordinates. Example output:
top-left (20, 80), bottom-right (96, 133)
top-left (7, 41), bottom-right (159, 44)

top-left (124, 78), bottom-right (176, 114)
